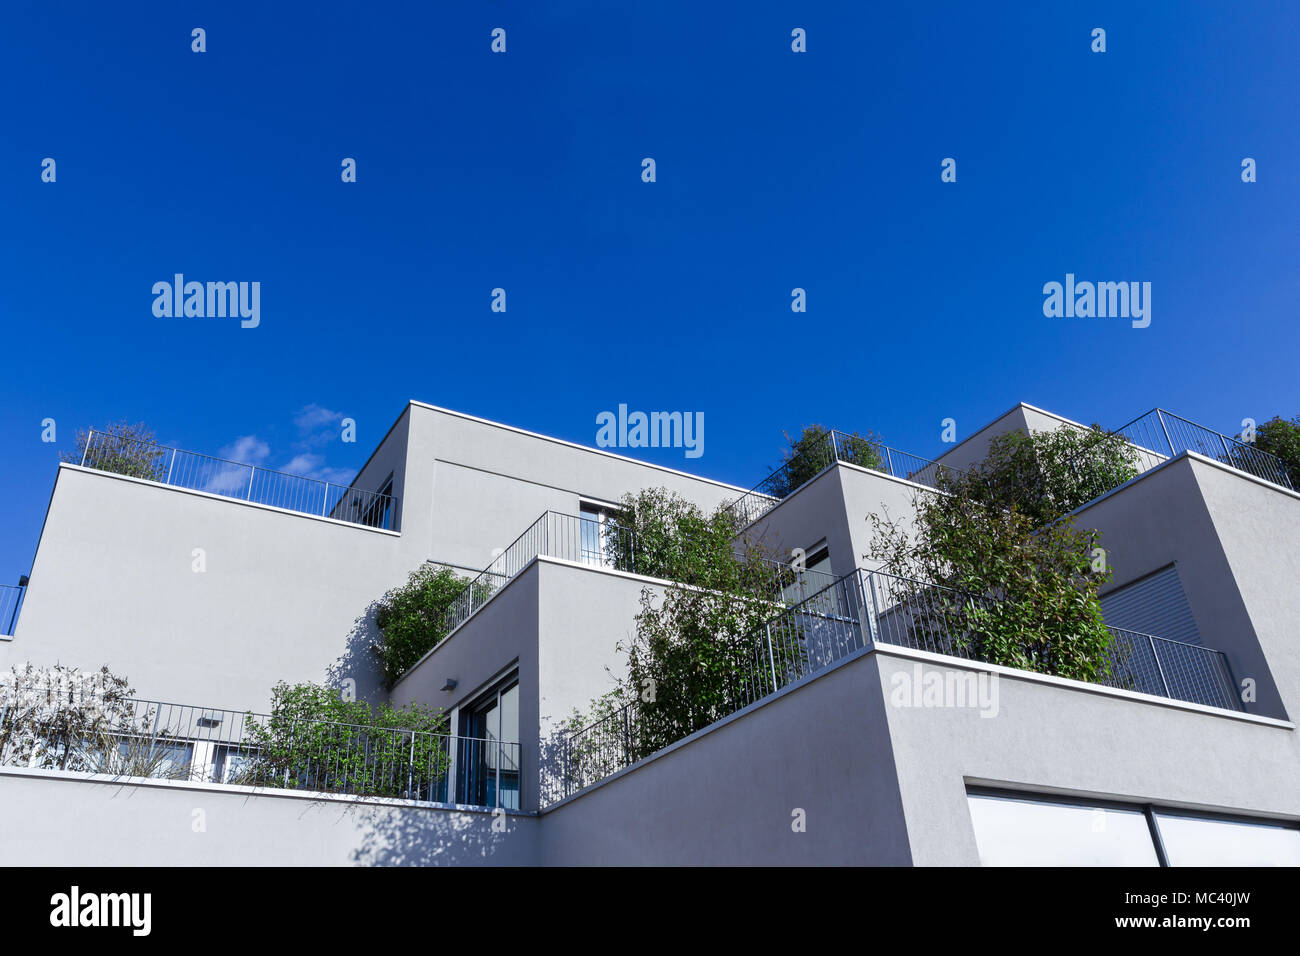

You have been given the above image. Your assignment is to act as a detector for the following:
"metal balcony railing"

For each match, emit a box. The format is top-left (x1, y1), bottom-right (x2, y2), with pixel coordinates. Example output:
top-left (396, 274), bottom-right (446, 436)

top-left (1066, 408), bottom-right (1294, 496)
top-left (442, 512), bottom-right (632, 635)
top-left (78, 429), bottom-right (398, 530)
top-left (724, 429), bottom-right (954, 527)
top-left (858, 569), bottom-right (1240, 709)
top-left (442, 510), bottom-right (839, 638)
top-left (0, 584), bottom-right (24, 637)
top-left (556, 567), bottom-right (1243, 799)
top-left (0, 690), bottom-right (520, 809)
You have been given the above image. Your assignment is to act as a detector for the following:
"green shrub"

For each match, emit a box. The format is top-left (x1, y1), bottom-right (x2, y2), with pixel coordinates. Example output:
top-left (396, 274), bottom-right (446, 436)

top-left (767, 425), bottom-right (884, 498)
top-left (242, 681), bottom-right (449, 798)
top-left (868, 428), bottom-right (1119, 682)
top-left (957, 426), bottom-right (1138, 527)
top-left (1250, 415), bottom-right (1300, 485)
top-left (571, 489), bottom-right (787, 759)
top-left (61, 421), bottom-right (167, 481)
top-left (372, 564), bottom-right (476, 687)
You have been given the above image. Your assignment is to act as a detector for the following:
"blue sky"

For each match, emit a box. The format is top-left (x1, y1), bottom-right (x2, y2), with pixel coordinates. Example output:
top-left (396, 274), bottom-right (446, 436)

top-left (2, 1), bottom-right (1298, 578)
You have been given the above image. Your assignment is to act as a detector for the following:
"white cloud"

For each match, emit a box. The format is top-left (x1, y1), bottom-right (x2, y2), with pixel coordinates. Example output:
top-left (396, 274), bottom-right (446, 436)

top-left (221, 435), bottom-right (270, 464)
top-left (294, 404), bottom-right (343, 436)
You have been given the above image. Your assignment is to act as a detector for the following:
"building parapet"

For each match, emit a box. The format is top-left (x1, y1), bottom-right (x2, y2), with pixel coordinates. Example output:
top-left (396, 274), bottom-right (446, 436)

top-left (79, 428), bottom-right (397, 530)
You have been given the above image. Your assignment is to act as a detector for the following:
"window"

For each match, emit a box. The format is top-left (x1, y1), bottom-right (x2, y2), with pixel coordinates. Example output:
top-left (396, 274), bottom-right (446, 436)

top-left (803, 543), bottom-right (832, 576)
top-left (359, 474), bottom-right (395, 530)
top-left (1154, 812), bottom-right (1300, 866)
top-left (967, 789), bottom-right (1300, 867)
top-left (211, 744), bottom-right (261, 785)
top-left (780, 541), bottom-right (832, 605)
top-left (967, 792), bottom-right (1159, 866)
top-left (1100, 564), bottom-right (1200, 645)
top-left (578, 503), bottom-right (622, 568)
top-left (457, 674), bottom-right (520, 809)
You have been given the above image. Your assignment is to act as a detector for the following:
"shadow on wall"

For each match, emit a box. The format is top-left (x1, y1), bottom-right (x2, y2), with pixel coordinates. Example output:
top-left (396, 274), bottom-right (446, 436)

top-left (326, 604), bottom-right (388, 706)
top-left (347, 802), bottom-right (531, 866)
top-left (538, 723), bottom-right (573, 807)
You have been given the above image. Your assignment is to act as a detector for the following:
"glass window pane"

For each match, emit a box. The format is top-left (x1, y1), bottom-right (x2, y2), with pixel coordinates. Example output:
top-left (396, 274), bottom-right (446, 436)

top-left (579, 510), bottom-right (601, 565)
top-left (1155, 813), bottom-right (1300, 866)
top-left (968, 793), bottom-right (1160, 866)
top-left (500, 683), bottom-right (518, 744)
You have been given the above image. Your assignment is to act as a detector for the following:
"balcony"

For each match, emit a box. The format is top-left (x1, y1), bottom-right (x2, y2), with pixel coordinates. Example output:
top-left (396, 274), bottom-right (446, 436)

top-left (441, 510), bottom-right (840, 638)
top-left (0, 689), bottom-right (519, 810)
top-left (77, 429), bottom-right (398, 530)
top-left (725, 410), bottom-right (1293, 533)
top-left (0, 583), bottom-right (24, 637)
top-left (723, 430), bottom-right (955, 528)
top-left (556, 567), bottom-right (1243, 799)
top-left (1081, 408), bottom-right (1294, 492)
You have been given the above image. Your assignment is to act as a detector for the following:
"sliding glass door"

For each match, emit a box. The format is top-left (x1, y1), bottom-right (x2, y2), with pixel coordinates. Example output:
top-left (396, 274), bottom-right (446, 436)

top-left (457, 676), bottom-right (520, 809)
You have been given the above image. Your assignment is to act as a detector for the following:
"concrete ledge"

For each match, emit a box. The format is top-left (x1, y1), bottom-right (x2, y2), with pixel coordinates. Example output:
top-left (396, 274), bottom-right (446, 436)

top-left (0, 764), bottom-right (535, 816)
top-left (872, 643), bottom-right (1294, 729)
top-left (545, 639), bottom-right (1292, 812)
top-left (57, 463), bottom-right (402, 537)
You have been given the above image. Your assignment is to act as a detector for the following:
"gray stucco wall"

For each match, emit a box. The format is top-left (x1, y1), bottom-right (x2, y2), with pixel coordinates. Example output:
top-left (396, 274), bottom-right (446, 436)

top-left (1074, 455), bottom-right (1288, 720)
top-left (741, 466), bottom-right (858, 577)
top-left (873, 646), bottom-right (1300, 866)
top-left (539, 650), bottom-right (913, 865)
top-left (0, 768), bottom-right (538, 866)
top-left (839, 465), bottom-right (929, 573)
top-left (931, 405), bottom-right (1034, 474)
top-left (389, 562), bottom-right (540, 808)
top-left (1193, 458), bottom-right (1300, 722)
top-left (931, 403), bottom-right (1101, 476)
top-left (391, 556), bottom-right (668, 808)
top-left (408, 403), bottom-right (746, 574)
top-left (3, 465), bottom-right (415, 711)
top-left (740, 463), bottom-right (928, 581)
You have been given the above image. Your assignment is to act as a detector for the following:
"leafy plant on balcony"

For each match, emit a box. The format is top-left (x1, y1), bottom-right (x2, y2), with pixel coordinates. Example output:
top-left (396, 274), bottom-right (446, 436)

top-left (242, 681), bottom-right (450, 799)
top-left (766, 425), bottom-right (884, 499)
top-left (372, 564), bottom-right (480, 687)
top-left (867, 430), bottom-right (1118, 683)
top-left (60, 421), bottom-right (168, 481)
top-left (566, 489), bottom-right (797, 762)
top-left (603, 487), bottom-right (748, 586)
top-left (0, 663), bottom-right (158, 773)
top-left (1246, 415), bottom-right (1300, 486)
top-left (979, 425), bottom-right (1139, 526)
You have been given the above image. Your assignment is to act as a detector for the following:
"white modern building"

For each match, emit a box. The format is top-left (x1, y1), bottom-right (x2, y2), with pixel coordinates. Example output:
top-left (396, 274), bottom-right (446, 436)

top-left (2, 399), bottom-right (1299, 866)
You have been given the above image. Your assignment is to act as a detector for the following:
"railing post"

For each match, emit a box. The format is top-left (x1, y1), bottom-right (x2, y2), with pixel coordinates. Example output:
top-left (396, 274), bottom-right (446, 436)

top-left (1155, 410), bottom-right (1175, 459)
top-left (81, 429), bottom-right (92, 467)
top-left (284, 719), bottom-right (295, 788)
top-left (1218, 432), bottom-right (1234, 467)
top-left (165, 447), bottom-right (177, 484)
top-left (322, 482), bottom-right (330, 516)
top-left (885, 446), bottom-right (895, 477)
top-left (246, 465), bottom-right (255, 500)
top-left (1216, 650), bottom-right (1241, 712)
top-left (407, 731), bottom-right (416, 799)
top-left (765, 622), bottom-right (779, 691)
top-left (1149, 635), bottom-right (1171, 698)
top-left (622, 706), bottom-right (631, 768)
top-left (856, 571), bottom-right (872, 648)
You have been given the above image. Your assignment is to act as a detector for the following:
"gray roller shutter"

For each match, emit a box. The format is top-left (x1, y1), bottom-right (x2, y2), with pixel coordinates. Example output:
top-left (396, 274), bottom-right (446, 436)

top-left (1100, 564), bottom-right (1201, 646)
